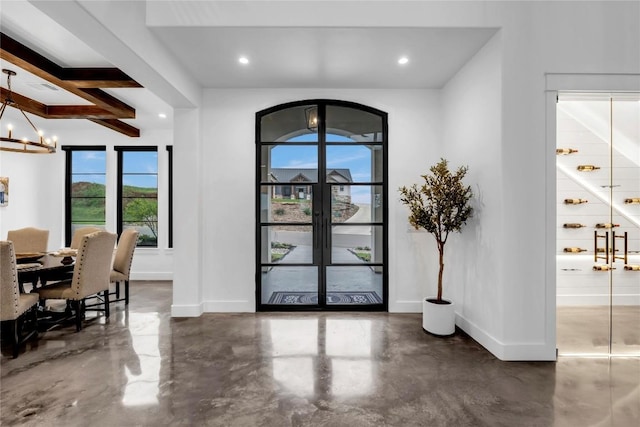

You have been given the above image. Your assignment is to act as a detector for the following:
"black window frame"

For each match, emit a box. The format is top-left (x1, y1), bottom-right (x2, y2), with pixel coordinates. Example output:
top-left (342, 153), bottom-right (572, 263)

top-left (62, 145), bottom-right (107, 246)
top-left (115, 146), bottom-right (159, 248)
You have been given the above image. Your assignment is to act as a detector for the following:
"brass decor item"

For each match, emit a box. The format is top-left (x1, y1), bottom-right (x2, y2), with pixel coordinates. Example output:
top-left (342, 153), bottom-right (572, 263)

top-left (564, 198), bottom-right (588, 204)
top-left (556, 148), bottom-right (578, 155)
top-left (577, 165), bottom-right (600, 171)
top-left (0, 69), bottom-right (56, 153)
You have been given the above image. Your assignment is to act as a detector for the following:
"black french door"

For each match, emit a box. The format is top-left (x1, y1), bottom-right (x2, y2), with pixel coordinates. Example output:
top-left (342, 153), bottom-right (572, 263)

top-left (256, 100), bottom-right (388, 311)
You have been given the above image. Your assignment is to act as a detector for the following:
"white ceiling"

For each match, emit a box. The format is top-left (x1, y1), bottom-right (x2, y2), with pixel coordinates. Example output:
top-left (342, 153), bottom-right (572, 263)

top-left (150, 26), bottom-right (498, 89)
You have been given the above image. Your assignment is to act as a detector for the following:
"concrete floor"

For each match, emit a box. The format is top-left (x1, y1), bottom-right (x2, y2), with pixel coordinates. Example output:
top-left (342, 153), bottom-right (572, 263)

top-left (2, 281), bottom-right (639, 426)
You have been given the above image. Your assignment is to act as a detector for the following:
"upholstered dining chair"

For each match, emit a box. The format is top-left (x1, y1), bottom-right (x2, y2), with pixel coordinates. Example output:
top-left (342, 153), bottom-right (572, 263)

top-left (36, 231), bottom-right (116, 332)
top-left (69, 226), bottom-right (102, 249)
top-left (0, 241), bottom-right (39, 358)
top-left (110, 229), bottom-right (139, 305)
top-left (7, 227), bottom-right (49, 254)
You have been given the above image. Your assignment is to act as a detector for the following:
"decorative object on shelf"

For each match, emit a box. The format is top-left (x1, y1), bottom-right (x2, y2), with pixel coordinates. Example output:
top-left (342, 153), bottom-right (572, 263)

top-left (0, 176), bottom-right (7, 207)
top-left (556, 148), bottom-right (579, 155)
top-left (564, 247), bottom-right (587, 253)
top-left (399, 158), bottom-right (473, 337)
top-left (624, 265), bottom-right (640, 271)
top-left (563, 223), bottom-right (586, 228)
top-left (0, 69), bottom-right (57, 154)
top-left (624, 198), bottom-right (640, 204)
top-left (593, 265), bottom-right (613, 271)
top-left (564, 198), bottom-right (588, 204)
top-left (577, 165), bottom-right (600, 171)
top-left (595, 223), bottom-right (620, 229)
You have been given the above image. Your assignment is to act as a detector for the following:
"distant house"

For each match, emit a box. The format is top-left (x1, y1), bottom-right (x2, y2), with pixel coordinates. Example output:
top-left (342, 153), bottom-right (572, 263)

top-left (269, 168), bottom-right (352, 202)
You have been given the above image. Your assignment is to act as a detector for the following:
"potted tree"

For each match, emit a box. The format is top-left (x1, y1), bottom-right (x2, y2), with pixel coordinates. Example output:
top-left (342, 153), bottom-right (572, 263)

top-left (399, 158), bottom-right (473, 336)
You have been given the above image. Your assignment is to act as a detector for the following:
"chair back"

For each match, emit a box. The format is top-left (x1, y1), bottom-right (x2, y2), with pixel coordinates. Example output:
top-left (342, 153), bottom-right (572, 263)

top-left (70, 226), bottom-right (102, 249)
top-left (7, 227), bottom-right (49, 253)
top-left (69, 231), bottom-right (117, 300)
top-left (113, 229), bottom-right (139, 278)
top-left (0, 241), bottom-right (20, 320)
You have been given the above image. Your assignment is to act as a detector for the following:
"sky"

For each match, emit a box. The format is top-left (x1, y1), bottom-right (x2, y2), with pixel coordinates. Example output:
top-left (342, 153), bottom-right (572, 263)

top-left (72, 150), bottom-right (158, 188)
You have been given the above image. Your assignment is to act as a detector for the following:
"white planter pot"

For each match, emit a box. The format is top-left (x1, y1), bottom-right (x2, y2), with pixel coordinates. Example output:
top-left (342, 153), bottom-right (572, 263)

top-left (422, 298), bottom-right (455, 336)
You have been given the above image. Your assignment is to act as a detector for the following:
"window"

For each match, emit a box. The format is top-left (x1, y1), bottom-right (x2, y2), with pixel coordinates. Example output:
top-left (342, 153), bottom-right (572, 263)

top-left (116, 147), bottom-right (158, 247)
top-left (63, 146), bottom-right (106, 246)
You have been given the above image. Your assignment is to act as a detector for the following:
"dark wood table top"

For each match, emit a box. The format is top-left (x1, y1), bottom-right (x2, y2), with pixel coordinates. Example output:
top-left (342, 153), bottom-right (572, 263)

top-left (17, 254), bottom-right (75, 292)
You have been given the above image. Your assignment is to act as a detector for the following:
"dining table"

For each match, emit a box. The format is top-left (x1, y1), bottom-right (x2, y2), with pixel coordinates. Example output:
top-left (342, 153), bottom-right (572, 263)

top-left (16, 253), bottom-right (75, 293)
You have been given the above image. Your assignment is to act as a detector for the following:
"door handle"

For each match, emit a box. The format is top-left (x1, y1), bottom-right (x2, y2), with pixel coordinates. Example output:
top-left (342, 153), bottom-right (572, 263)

top-left (324, 218), bottom-right (330, 249)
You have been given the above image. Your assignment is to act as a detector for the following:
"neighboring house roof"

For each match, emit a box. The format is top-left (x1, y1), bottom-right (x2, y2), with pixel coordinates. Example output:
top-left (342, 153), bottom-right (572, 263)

top-left (270, 168), bottom-right (352, 183)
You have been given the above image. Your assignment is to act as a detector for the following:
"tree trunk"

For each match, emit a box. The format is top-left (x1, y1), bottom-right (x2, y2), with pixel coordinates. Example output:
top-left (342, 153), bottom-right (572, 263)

top-left (437, 243), bottom-right (444, 301)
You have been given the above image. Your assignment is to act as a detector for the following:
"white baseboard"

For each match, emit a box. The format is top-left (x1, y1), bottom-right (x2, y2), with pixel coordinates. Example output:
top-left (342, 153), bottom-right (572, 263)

top-left (131, 272), bottom-right (173, 281)
top-left (455, 313), bottom-right (556, 361)
top-left (203, 300), bottom-right (255, 312)
top-left (171, 303), bottom-right (203, 317)
top-left (557, 294), bottom-right (640, 306)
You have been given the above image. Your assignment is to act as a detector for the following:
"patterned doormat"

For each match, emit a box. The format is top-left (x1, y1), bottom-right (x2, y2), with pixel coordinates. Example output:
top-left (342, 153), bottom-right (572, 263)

top-left (267, 291), bottom-right (383, 305)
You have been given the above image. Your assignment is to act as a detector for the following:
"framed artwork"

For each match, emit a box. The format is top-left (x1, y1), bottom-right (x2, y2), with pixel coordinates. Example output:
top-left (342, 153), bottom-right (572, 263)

top-left (0, 177), bottom-right (8, 207)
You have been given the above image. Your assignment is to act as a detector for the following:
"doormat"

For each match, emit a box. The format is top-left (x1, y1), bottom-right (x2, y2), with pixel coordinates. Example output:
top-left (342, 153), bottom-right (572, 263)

top-left (267, 291), bottom-right (383, 305)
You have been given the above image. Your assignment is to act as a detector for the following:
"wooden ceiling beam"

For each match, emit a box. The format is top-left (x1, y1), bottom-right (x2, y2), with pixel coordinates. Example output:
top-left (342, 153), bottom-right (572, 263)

top-left (1, 87), bottom-right (47, 116)
top-left (89, 119), bottom-right (140, 137)
top-left (2, 88), bottom-right (124, 119)
top-left (61, 68), bottom-right (142, 88)
top-left (0, 32), bottom-right (137, 119)
top-left (0, 32), bottom-right (141, 137)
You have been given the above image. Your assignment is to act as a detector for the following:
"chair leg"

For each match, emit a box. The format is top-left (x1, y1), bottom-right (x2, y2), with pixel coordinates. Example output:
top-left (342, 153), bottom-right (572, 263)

top-left (125, 280), bottom-right (130, 305)
top-left (115, 281), bottom-right (120, 299)
top-left (74, 300), bottom-right (83, 332)
top-left (103, 290), bottom-right (110, 318)
top-left (11, 319), bottom-right (19, 359)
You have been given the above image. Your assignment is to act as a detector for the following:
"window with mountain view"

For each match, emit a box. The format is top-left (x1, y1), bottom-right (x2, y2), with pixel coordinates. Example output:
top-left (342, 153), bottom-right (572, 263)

top-left (64, 147), bottom-right (107, 245)
top-left (117, 147), bottom-right (158, 247)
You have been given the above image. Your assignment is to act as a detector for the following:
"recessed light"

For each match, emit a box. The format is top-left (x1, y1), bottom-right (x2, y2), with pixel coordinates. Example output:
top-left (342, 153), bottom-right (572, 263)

top-left (398, 57), bottom-right (409, 65)
top-left (158, 113), bottom-right (167, 119)
top-left (239, 56), bottom-right (249, 65)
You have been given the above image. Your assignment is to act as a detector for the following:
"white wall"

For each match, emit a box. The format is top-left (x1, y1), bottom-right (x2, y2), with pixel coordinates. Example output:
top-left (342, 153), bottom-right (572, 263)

top-left (0, 124), bottom-right (174, 280)
top-left (441, 32), bottom-right (505, 356)
top-left (189, 88), bottom-right (440, 313)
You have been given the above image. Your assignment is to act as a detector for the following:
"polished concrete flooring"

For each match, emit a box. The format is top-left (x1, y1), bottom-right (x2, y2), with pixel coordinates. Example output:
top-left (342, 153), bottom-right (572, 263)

top-left (1, 282), bottom-right (639, 426)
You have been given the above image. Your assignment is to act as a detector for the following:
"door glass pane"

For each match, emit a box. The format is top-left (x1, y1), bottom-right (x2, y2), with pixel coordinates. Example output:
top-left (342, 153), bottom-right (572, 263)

top-left (326, 266), bottom-right (383, 305)
top-left (261, 104), bottom-right (318, 142)
top-left (326, 105), bottom-right (383, 143)
top-left (260, 185), bottom-right (313, 223)
top-left (260, 226), bottom-right (313, 264)
top-left (331, 225), bottom-right (383, 264)
top-left (556, 97), bottom-right (611, 355)
top-left (260, 145), bottom-right (318, 183)
top-left (261, 266), bottom-right (318, 305)
top-left (611, 98), bottom-right (640, 355)
top-left (326, 145), bottom-right (383, 183)
top-left (330, 185), bottom-right (382, 223)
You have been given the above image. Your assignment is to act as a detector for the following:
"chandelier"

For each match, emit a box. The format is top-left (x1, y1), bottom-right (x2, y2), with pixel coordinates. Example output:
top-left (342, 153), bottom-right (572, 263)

top-left (0, 69), bottom-right (57, 154)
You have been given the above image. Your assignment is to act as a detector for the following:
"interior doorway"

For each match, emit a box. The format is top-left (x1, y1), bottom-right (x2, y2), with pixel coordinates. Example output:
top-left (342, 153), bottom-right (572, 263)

top-left (556, 93), bottom-right (640, 356)
top-left (256, 100), bottom-right (388, 311)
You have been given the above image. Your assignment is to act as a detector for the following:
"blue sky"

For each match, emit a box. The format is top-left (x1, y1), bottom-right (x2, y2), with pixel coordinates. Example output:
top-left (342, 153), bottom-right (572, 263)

top-left (73, 150), bottom-right (158, 188)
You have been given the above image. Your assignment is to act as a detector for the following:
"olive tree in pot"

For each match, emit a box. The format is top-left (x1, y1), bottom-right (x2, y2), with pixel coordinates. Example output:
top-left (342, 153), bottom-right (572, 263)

top-left (399, 158), bottom-right (473, 336)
